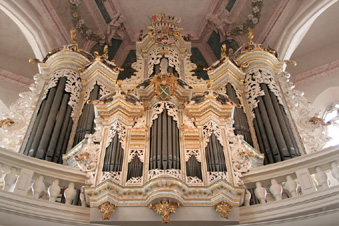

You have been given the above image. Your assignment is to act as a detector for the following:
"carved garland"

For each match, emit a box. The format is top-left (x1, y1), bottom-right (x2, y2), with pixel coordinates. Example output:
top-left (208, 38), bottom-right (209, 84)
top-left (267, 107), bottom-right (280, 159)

top-left (148, 169), bottom-right (181, 180)
top-left (150, 102), bottom-right (179, 128)
top-left (244, 68), bottom-right (283, 117)
top-left (148, 46), bottom-right (180, 77)
top-left (41, 69), bottom-right (81, 120)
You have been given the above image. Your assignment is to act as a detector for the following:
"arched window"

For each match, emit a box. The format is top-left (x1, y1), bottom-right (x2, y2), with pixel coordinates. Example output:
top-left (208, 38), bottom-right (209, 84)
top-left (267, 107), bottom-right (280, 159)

top-left (323, 102), bottom-right (339, 148)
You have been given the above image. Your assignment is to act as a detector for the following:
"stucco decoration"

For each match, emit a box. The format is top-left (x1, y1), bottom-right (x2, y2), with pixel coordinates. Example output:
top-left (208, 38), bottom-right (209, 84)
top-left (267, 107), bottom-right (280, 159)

top-left (279, 71), bottom-right (329, 153)
top-left (0, 74), bottom-right (45, 152)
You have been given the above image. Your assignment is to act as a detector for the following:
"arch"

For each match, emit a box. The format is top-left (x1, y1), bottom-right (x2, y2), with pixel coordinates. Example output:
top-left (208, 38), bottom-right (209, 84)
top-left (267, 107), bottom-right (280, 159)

top-left (273, 0), bottom-right (335, 60)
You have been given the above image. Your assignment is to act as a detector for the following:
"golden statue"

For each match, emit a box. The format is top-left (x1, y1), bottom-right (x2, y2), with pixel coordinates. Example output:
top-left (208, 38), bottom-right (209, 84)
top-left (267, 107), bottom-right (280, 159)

top-left (70, 28), bottom-right (78, 45)
top-left (221, 44), bottom-right (227, 58)
top-left (149, 199), bottom-right (180, 224)
top-left (248, 28), bottom-right (254, 45)
top-left (98, 201), bottom-right (116, 220)
top-left (103, 44), bottom-right (109, 60)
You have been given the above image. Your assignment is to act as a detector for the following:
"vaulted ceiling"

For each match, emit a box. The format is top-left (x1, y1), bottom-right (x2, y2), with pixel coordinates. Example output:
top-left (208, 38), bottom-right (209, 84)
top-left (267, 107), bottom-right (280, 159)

top-left (0, 0), bottom-right (338, 106)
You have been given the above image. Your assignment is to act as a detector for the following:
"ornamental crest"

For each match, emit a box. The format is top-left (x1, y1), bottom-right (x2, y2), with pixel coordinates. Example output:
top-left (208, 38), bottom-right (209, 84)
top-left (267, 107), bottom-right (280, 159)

top-left (150, 73), bottom-right (178, 100)
top-left (147, 13), bottom-right (183, 44)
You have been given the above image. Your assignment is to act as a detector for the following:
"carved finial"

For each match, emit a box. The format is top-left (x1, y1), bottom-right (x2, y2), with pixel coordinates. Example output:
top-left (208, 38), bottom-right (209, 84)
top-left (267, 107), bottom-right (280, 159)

top-left (284, 60), bottom-right (297, 66)
top-left (214, 201), bottom-right (232, 219)
top-left (98, 201), bottom-right (116, 220)
top-left (138, 29), bottom-right (144, 41)
top-left (248, 28), bottom-right (254, 45)
top-left (0, 118), bottom-right (14, 128)
top-left (221, 44), bottom-right (227, 58)
top-left (29, 58), bottom-right (41, 64)
top-left (117, 80), bottom-right (122, 89)
top-left (149, 199), bottom-right (180, 224)
top-left (70, 28), bottom-right (78, 46)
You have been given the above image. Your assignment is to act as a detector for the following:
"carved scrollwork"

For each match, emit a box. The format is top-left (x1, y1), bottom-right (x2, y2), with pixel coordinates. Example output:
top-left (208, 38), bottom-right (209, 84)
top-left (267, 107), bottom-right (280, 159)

top-left (279, 71), bottom-right (329, 153)
top-left (133, 114), bottom-right (146, 128)
top-left (148, 46), bottom-right (180, 77)
top-left (208, 171), bottom-right (228, 184)
top-left (187, 176), bottom-right (203, 185)
top-left (150, 102), bottom-right (179, 128)
top-left (202, 121), bottom-right (223, 148)
top-left (128, 149), bottom-right (144, 163)
top-left (101, 171), bottom-right (122, 184)
top-left (107, 122), bottom-right (127, 150)
top-left (126, 176), bottom-right (143, 184)
top-left (41, 69), bottom-right (82, 120)
top-left (183, 55), bottom-right (207, 85)
top-left (183, 114), bottom-right (196, 128)
top-left (123, 52), bottom-right (144, 84)
top-left (225, 118), bottom-right (251, 186)
top-left (245, 68), bottom-right (283, 117)
top-left (185, 149), bottom-right (201, 162)
top-left (148, 169), bottom-right (181, 180)
top-left (218, 84), bottom-right (245, 113)
top-left (0, 74), bottom-right (44, 151)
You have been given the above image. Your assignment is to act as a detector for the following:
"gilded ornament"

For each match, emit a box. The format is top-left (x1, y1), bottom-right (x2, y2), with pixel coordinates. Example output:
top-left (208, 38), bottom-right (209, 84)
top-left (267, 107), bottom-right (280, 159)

top-left (284, 59), bottom-right (297, 66)
top-left (0, 118), bottom-right (14, 128)
top-left (214, 201), bottom-right (232, 219)
top-left (29, 58), bottom-right (41, 64)
top-left (98, 201), bottom-right (116, 220)
top-left (74, 152), bottom-right (89, 161)
top-left (247, 28), bottom-right (254, 45)
top-left (221, 44), bottom-right (227, 58)
top-left (309, 116), bottom-right (331, 126)
top-left (149, 199), bottom-right (180, 224)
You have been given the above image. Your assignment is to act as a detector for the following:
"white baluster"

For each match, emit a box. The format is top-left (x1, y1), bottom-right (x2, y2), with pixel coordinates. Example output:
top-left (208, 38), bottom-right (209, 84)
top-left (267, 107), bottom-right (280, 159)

top-left (244, 189), bottom-right (251, 206)
top-left (315, 167), bottom-right (328, 189)
top-left (330, 162), bottom-right (339, 182)
top-left (254, 182), bottom-right (267, 204)
top-left (48, 179), bottom-right (61, 202)
top-left (80, 190), bottom-right (87, 207)
top-left (64, 182), bottom-right (77, 205)
top-left (285, 175), bottom-right (298, 197)
top-left (3, 167), bottom-right (17, 191)
top-left (32, 176), bottom-right (45, 199)
top-left (270, 179), bottom-right (283, 201)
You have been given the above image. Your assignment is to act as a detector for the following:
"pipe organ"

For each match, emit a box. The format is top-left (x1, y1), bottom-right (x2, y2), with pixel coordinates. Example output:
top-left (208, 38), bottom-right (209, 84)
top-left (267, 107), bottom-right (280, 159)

top-left (19, 14), bottom-right (304, 223)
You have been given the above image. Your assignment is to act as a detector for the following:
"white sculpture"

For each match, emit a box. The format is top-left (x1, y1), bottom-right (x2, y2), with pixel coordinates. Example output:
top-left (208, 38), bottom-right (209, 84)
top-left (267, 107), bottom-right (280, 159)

top-left (106, 12), bottom-right (125, 43)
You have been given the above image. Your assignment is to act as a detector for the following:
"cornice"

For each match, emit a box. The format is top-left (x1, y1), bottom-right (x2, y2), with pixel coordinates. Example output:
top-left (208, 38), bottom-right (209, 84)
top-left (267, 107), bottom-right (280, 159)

top-left (0, 68), bottom-right (33, 88)
top-left (291, 59), bottom-right (339, 85)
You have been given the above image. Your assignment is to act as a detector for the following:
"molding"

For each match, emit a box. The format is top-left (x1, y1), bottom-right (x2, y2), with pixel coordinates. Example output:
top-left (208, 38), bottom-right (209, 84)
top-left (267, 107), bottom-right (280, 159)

top-left (0, 68), bottom-right (33, 88)
top-left (291, 59), bottom-right (339, 85)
